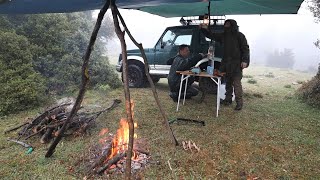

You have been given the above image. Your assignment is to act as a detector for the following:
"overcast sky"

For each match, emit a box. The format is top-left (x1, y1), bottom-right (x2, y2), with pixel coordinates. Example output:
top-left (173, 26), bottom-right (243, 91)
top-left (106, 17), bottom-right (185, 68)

top-left (104, 1), bottom-right (320, 70)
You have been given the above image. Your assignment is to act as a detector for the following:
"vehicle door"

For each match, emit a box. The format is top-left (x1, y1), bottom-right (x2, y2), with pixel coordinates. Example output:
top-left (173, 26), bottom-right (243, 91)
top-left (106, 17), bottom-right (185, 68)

top-left (154, 28), bottom-right (193, 70)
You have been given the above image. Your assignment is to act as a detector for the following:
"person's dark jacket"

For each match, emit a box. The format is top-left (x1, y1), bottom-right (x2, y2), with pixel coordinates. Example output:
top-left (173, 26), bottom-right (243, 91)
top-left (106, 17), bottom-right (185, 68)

top-left (168, 54), bottom-right (202, 92)
top-left (201, 19), bottom-right (250, 76)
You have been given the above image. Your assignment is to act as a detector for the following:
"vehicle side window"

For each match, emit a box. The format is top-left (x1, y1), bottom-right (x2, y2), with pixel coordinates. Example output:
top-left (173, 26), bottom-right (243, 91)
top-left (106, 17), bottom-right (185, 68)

top-left (174, 35), bottom-right (192, 45)
top-left (162, 30), bottom-right (175, 47)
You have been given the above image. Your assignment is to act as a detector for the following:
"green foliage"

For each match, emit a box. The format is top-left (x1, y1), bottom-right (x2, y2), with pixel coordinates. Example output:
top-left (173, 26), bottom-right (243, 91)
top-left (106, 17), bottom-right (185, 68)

top-left (247, 78), bottom-right (257, 84)
top-left (297, 64), bottom-right (320, 108)
top-left (0, 12), bottom-right (120, 114)
top-left (266, 48), bottom-right (295, 69)
top-left (309, 0), bottom-right (320, 49)
top-left (0, 32), bottom-right (45, 116)
top-left (3, 12), bottom-right (120, 95)
top-left (284, 84), bottom-right (292, 88)
top-left (309, 0), bottom-right (320, 23)
top-left (243, 75), bottom-right (253, 78)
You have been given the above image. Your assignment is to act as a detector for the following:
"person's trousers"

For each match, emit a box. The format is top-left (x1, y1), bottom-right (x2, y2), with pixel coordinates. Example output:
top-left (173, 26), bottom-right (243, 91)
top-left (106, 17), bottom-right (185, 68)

top-left (225, 75), bottom-right (243, 105)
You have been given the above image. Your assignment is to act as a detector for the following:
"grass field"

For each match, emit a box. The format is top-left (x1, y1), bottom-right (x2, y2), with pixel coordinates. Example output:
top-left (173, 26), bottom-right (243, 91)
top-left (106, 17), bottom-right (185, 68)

top-left (1, 66), bottom-right (319, 179)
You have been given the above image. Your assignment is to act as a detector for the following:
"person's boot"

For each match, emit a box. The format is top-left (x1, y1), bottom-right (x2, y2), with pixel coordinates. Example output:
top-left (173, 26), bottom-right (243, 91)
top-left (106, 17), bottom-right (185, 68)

top-left (234, 103), bottom-right (242, 111)
top-left (169, 92), bottom-right (178, 102)
top-left (221, 99), bottom-right (232, 106)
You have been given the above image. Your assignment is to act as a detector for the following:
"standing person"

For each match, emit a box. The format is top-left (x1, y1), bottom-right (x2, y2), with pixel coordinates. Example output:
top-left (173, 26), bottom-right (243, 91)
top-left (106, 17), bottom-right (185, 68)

top-left (167, 44), bottom-right (206, 102)
top-left (200, 19), bottom-right (250, 110)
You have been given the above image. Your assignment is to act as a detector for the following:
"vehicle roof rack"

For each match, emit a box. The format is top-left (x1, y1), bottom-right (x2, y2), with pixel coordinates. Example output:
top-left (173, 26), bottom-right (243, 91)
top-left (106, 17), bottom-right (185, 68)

top-left (179, 15), bottom-right (226, 26)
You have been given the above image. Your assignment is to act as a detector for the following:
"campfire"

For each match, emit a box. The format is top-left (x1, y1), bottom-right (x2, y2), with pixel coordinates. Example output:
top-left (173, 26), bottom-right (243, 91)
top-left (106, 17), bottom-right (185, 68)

top-left (89, 101), bottom-right (150, 176)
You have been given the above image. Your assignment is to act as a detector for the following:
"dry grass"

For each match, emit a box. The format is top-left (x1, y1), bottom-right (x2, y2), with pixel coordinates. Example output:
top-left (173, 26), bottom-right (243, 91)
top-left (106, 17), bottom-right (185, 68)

top-left (1, 66), bottom-right (320, 179)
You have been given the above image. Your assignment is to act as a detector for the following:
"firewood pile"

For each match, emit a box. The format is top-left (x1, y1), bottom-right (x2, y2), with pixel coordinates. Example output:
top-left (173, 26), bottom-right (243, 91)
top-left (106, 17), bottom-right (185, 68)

top-left (5, 99), bottom-right (121, 144)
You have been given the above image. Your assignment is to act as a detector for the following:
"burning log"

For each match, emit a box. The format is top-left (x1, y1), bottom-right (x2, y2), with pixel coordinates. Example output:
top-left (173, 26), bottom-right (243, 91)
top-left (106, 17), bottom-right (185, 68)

top-left (89, 141), bottom-right (112, 172)
top-left (96, 152), bottom-right (127, 174)
top-left (87, 120), bottom-right (151, 177)
top-left (133, 138), bottom-right (150, 155)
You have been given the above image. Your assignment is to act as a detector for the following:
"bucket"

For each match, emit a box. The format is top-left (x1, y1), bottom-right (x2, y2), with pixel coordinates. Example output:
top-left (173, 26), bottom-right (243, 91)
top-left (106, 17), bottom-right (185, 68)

top-left (219, 83), bottom-right (235, 101)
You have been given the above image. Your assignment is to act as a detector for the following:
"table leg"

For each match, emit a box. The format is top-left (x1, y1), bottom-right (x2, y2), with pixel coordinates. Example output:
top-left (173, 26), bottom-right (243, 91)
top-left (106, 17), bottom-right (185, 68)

top-left (216, 77), bottom-right (221, 117)
top-left (183, 76), bottom-right (188, 105)
top-left (176, 74), bottom-right (184, 111)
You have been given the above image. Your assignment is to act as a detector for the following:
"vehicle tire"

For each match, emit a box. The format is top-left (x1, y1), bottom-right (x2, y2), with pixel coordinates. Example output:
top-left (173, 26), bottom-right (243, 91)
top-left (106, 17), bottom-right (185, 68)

top-left (122, 64), bottom-right (145, 88)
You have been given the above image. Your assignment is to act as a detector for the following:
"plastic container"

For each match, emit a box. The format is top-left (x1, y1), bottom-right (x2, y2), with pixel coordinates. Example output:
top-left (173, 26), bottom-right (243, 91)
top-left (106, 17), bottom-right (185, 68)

top-left (191, 67), bottom-right (200, 74)
top-left (208, 45), bottom-right (215, 69)
top-left (207, 66), bottom-right (214, 75)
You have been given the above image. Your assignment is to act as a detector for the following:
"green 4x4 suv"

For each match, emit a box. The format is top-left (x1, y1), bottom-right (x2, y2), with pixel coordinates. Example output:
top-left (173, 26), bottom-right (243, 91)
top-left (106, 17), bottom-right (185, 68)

top-left (116, 24), bottom-right (224, 87)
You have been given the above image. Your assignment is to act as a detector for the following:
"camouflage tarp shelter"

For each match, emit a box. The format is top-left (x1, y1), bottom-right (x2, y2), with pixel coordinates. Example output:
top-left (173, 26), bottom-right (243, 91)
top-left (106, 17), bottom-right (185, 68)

top-left (0, 0), bottom-right (304, 16)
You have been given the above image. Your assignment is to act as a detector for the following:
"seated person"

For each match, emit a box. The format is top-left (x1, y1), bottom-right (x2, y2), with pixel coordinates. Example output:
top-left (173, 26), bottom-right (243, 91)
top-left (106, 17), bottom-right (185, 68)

top-left (166, 56), bottom-right (176, 65)
top-left (167, 44), bottom-right (206, 102)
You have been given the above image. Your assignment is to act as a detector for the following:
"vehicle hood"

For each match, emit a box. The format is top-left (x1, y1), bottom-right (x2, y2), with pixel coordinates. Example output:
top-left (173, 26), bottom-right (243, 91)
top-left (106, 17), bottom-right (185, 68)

top-left (127, 48), bottom-right (153, 54)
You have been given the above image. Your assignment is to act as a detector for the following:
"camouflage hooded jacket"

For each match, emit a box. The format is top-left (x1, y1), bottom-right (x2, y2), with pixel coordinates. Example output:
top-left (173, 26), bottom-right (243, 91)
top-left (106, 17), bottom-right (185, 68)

top-left (167, 54), bottom-right (202, 91)
top-left (201, 19), bottom-right (250, 76)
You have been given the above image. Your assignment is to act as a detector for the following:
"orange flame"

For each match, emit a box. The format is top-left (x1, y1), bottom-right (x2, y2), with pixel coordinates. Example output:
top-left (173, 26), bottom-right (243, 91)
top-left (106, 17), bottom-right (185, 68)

top-left (109, 118), bottom-right (138, 159)
top-left (108, 100), bottom-right (138, 160)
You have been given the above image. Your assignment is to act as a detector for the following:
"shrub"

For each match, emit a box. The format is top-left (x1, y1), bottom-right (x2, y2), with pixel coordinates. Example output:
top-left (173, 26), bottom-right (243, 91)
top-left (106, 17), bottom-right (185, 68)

top-left (0, 32), bottom-right (45, 116)
top-left (243, 75), bottom-right (253, 78)
top-left (284, 85), bottom-right (292, 88)
top-left (297, 64), bottom-right (320, 108)
top-left (247, 79), bottom-right (257, 84)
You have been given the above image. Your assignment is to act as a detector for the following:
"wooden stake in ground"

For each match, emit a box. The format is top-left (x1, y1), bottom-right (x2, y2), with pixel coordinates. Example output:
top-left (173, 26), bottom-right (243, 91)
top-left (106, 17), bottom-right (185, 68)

top-left (114, 4), bottom-right (178, 146)
top-left (111, 1), bottom-right (134, 179)
top-left (45, 0), bottom-right (111, 158)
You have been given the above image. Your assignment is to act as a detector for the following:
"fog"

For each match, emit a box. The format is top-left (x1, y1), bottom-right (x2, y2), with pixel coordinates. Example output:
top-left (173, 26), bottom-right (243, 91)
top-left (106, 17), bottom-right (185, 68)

top-left (104, 1), bottom-right (320, 71)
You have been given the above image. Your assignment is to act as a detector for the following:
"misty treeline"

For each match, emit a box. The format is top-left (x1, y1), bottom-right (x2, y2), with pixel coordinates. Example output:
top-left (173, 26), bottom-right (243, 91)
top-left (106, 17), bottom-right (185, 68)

top-left (298, 1), bottom-right (320, 108)
top-left (0, 11), bottom-right (121, 116)
top-left (266, 48), bottom-right (295, 69)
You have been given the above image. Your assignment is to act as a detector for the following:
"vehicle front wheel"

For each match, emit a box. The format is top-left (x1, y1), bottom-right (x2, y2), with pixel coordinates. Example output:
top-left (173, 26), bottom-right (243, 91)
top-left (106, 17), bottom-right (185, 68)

top-left (122, 64), bottom-right (145, 88)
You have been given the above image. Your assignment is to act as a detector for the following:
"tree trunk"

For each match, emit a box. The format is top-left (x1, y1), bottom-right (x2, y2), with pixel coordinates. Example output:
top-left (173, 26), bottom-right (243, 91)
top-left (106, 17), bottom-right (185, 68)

top-left (111, 1), bottom-right (134, 179)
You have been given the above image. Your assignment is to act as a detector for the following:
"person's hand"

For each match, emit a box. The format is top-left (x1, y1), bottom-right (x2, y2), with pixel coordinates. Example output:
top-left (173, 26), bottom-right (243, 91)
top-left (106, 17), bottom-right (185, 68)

top-left (241, 62), bottom-right (248, 69)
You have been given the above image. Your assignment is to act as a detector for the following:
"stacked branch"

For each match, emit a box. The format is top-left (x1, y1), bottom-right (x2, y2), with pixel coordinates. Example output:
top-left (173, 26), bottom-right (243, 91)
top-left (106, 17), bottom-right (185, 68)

top-left (6, 99), bottom-right (121, 144)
